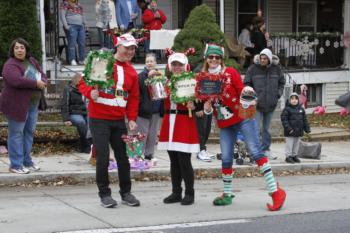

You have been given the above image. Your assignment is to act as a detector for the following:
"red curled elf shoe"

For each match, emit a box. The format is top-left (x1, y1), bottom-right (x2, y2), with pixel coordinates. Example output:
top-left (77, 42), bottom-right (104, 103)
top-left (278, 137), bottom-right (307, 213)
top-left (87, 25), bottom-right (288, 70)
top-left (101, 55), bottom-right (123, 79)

top-left (267, 185), bottom-right (286, 211)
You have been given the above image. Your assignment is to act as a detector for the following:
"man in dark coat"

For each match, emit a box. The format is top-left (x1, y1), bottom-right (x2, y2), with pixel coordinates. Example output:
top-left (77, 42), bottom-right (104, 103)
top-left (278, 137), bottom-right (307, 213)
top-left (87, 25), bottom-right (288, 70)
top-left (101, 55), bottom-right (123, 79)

top-left (244, 48), bottom-right (285, 159)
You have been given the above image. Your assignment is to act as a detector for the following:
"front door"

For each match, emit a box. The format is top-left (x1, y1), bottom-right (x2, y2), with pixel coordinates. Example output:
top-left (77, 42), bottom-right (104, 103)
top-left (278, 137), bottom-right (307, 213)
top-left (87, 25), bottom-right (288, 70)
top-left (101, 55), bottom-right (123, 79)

top-left (236, 0), bottom-right (266, 36)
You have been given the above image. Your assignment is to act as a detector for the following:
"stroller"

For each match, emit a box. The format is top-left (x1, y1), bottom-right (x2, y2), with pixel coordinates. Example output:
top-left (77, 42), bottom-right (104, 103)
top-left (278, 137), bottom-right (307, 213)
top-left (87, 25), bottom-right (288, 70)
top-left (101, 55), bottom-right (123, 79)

top-left (234, 131), bottom-right (254, 165)
top-left (216, 131), bottom-right (254, 165)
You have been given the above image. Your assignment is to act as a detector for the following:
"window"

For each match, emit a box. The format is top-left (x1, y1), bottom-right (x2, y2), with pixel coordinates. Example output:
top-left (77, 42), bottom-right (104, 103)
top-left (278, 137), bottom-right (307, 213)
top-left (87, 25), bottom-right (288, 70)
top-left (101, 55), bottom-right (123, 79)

top-left (297, 84), bottom-right (322, 107)
top-left (236, 0), bottom-right (265, 36)
top-left (297, 1), bottom-right (317, 32)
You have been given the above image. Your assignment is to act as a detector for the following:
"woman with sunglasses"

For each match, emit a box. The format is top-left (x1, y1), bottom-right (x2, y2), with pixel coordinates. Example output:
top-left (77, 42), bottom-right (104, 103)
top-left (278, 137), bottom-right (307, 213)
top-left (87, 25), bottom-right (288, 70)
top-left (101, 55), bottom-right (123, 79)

top-left (202, 44), bottom-right (286, 211)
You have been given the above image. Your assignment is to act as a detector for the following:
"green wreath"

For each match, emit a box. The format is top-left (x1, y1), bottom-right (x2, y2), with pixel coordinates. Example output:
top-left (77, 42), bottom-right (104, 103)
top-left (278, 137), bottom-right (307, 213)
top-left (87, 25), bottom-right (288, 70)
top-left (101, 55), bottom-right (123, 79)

top-left (169, 71), bottom-right (196, 103)
top-left (144, 75), bottom-right (167, 85)
top-left (83, 50), bottom-right (115, 88)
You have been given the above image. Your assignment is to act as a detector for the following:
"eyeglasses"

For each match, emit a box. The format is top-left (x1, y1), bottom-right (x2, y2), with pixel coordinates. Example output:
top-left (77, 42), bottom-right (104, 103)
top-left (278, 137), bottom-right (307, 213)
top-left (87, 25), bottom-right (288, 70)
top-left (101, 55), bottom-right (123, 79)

top-left (208, 55), bottom-right (222, 60)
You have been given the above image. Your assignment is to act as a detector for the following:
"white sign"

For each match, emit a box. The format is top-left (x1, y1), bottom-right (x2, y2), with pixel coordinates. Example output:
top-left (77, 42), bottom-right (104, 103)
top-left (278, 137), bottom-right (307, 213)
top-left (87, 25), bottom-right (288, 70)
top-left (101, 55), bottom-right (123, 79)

top-left (150, 29), bottom-right (181, 50)
top-left (175, 79), bottom-right (196, 98)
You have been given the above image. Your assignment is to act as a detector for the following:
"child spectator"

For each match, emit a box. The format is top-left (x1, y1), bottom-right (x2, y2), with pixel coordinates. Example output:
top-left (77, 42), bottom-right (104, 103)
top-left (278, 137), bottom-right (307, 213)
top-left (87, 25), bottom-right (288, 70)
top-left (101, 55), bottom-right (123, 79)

top-left (281, 93), bottom-right (311, 164)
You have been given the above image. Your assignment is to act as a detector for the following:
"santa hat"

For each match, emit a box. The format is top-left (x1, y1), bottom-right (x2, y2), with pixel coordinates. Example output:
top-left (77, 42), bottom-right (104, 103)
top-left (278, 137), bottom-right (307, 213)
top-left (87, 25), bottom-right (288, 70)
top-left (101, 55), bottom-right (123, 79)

top-left (204, 43), bottom-right (224, 58)
top-left (111, 33), bottom-right (138, 48)
top-left (166, 48), bottom-right (195, 71)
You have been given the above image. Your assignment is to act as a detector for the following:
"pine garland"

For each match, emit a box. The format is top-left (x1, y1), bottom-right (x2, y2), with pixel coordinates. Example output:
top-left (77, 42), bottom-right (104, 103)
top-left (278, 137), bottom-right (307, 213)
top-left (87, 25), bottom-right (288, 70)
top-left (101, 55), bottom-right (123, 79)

top-left (144, 75), bottom-right (167, 85)
top-left (83, 50), bottom-right (115, 88)
top-left (169, 71), bottom-right (196, 103)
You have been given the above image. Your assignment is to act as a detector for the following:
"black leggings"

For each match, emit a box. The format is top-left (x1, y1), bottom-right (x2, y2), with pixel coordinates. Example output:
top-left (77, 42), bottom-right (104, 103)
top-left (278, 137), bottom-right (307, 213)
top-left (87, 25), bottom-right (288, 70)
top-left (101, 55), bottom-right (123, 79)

top-left (168, 151), bottom-right (194, 196)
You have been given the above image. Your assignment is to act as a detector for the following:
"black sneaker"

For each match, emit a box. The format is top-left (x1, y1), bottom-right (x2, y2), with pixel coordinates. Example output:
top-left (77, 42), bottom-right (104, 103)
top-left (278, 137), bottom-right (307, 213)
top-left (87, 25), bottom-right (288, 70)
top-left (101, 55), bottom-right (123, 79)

top-left (100, 196), bottom-right (117, 208)
top-left (144, 154), bottom-right (153, 160)
top-left (181, 195), bottom-right (194, 205)
top-left (292, 156), bottom-right (301, 163)
top-left (285, 156), bottom-right (295, 164)
top-left (163, 193), bottom-right (182, 204)
top-left (122, 193), bottom-right (140, 206)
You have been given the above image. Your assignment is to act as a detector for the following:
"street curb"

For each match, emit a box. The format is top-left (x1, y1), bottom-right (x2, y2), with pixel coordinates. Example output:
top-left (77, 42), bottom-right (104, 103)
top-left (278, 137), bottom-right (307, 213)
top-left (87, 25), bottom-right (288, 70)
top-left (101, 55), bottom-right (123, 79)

top-left (208, 133), bottom-right (350, 143)
top-left (1, 161), bottom-right (350, 186)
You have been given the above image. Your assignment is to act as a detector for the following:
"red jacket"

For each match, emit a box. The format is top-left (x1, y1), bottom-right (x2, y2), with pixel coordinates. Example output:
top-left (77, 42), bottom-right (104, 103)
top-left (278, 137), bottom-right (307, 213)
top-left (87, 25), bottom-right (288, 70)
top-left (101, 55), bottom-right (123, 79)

top-left (142, 8), bottom-right (167, 38)
top-left (213, 67), bottom-right (244, 128)
top-left (78, 60), bottom-right (139, 121)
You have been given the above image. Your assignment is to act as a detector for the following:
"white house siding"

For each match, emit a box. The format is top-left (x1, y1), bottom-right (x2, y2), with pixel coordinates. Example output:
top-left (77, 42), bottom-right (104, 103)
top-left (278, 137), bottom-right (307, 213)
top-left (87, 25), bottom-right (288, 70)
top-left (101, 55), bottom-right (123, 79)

top-left (324, 82), bottom-right (349, 112)
top-left (267, 0), bottom-right (293, 33)
top-left (289, 70), bottom-right (350, 113)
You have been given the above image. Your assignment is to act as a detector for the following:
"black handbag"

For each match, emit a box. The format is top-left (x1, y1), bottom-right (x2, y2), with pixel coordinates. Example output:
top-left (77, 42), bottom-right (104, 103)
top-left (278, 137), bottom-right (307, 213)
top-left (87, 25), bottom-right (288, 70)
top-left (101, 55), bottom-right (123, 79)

top-left (38, 90), bottom-right (48, 111)
top-left (335, 91), bottom-right (350, 108)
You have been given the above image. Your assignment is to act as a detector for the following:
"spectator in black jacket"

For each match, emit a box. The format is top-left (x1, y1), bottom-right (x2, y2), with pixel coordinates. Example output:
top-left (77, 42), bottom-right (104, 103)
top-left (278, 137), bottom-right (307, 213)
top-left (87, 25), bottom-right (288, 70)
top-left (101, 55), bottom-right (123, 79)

top-left (61, 74), bottom-right (91, 153)
top-left (250, 21), bottom-right (267, 55)
top-left (136, 53), bottom-right (163, 160)
top-left (244, 48), bottom-right (285, 160)
top-left (281, 93), bottom-right (310, 164)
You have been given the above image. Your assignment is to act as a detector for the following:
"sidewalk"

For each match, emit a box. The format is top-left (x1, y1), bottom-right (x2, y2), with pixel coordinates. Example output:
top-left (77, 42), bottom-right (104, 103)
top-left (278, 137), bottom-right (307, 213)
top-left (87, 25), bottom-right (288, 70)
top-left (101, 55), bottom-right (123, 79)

top-left (1, 127), bottom-right (350, 185)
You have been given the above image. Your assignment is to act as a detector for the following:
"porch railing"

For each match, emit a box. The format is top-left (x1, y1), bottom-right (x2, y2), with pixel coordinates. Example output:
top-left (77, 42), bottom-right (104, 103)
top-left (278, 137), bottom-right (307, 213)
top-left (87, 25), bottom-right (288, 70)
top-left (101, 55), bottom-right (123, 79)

top-left (270, 32), bottom-right (344, 69)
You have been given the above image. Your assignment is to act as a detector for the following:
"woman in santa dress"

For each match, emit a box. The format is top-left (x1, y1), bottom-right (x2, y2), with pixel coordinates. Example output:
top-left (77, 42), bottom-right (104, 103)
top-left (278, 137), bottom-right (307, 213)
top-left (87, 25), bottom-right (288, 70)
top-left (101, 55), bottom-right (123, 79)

top-left (158, 52), bottom-right (199, 206)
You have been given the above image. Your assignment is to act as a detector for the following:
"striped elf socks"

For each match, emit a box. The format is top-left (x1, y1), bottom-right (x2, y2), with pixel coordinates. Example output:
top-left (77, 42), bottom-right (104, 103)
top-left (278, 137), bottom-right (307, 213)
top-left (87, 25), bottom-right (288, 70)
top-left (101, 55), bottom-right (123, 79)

top-left (256, 157), bottom-right (277, 194)
top-left (222, 168), bottom-right (233, 196)
top-left (257, 157), bottom-right (287, 211)
top-left (213, 168), bottom-right (234, 206)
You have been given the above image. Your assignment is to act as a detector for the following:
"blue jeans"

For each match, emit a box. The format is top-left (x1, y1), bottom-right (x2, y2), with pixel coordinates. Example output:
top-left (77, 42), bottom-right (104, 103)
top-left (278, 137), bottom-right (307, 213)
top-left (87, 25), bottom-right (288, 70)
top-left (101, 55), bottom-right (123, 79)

top-left (97, 28), bottom-right (112, 49)
top-left (220, 119), bottom-right (264, 168)
top-left (255, 110), bottom-right (274, 152)
top-left (7, 104), bottom-right (38, 169)
top-left (67, 24), bottom-right (86, 63)
top-left (70, 114), bottom-right (88, 141)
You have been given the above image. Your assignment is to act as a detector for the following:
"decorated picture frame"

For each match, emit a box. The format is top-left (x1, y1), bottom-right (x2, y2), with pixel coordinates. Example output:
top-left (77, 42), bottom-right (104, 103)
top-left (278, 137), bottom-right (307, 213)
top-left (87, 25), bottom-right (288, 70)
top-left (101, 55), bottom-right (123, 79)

top-left (169, 71), bottom-right (197, 103)
top-left (144, 75), bottom-right (168, 100)
top-left (195, 72), bottom-right (225, 101)
top-left (83, 50), bottom-right (115, 88)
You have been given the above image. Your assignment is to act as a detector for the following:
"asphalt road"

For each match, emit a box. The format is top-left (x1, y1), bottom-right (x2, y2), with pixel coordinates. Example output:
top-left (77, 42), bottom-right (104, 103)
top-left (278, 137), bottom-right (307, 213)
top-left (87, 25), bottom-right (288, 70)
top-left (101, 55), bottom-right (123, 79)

top-left (1, 174), bottom-right (350, 233)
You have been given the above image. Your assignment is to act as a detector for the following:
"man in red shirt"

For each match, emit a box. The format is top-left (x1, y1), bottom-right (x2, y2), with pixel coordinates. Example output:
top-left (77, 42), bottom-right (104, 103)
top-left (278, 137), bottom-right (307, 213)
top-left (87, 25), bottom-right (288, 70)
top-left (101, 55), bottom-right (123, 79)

top-left (142, 0), bottom-right (167, 56)
top-left (78, 33), bottom-right (140, 208)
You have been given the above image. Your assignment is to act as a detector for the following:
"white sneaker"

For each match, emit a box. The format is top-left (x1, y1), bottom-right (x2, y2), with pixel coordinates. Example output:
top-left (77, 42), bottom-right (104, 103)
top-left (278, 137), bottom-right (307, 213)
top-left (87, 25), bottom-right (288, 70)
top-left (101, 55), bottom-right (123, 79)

top-left (197, 150), bottom-right (212, 162)
top-left (25, 163), bottom-right (40, 171)
top-left (9, 167), bottom-right (30, 174)
top-left (206, 150), bottom-right (216, 159)
top-left (70, 59), bottom-right (77, 65)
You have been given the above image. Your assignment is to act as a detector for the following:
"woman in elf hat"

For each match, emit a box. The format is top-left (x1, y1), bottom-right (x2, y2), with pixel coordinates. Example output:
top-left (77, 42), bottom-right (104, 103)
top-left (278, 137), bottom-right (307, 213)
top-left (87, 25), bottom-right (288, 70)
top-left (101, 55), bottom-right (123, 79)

top-left (157, 50), bottom-right (199, 205)
top-left (202, 44), bottom-right (286, 211)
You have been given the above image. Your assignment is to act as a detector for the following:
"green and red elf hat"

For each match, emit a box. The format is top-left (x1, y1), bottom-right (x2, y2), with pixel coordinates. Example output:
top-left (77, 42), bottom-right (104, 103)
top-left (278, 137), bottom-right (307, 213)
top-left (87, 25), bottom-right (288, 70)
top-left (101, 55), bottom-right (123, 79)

top-left (203, 43), bottom-right (225, 58)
